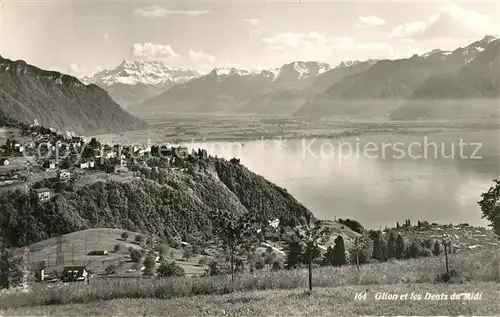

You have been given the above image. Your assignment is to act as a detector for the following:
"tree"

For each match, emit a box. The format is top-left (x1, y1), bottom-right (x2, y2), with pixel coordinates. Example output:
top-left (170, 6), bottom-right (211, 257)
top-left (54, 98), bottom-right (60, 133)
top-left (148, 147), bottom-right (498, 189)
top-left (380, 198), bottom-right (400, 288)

top-left (157, 261), bottom-right (185, 277)
top-left (322, 246), bottom-right (335, 266)
top-left (294, 219), bottom-right (330, 291)
top-left (478, 179), bottom-right (500, 236)
top-left (408, 241), bottom-right (422, 258)
top-left (204, 259), bottom-right (230, 276)
top-left (322, 235), bottom-right (347, 267)
top-left (191, 245), bottom-right (200, 255)
top-left (0, 240), bottom-right (23, 289)
top-left (372, 231), bottom-right (388, 261)
top-left (135, 234), bottom-right (145, 245)
top-left (156, 244), bottom-right (170, 258)
top-left (182, 245), bottom-right (192, 261)
top-left (211, 209), bottom-right (260, 290)
top-left (337, 218), bottom-right (364, 234)
top-left (350, 235), bottom-right (373, 268)
top-left (433, 240), bottom-right (442, 256)
top-left (128, 247), bottom-right (145, 263)
top-left (285, 238), bottom-right (304, 269)
top-left (143, 254), bottom-right (156, 277)
top-left (395, 235), bottom-right (406, 259)
top-left (114, 244), bottom-right (122, 252)
top-left (387, 231), bottom-right (397, 259)
top-left (332, 235), bottom-right (347, 266)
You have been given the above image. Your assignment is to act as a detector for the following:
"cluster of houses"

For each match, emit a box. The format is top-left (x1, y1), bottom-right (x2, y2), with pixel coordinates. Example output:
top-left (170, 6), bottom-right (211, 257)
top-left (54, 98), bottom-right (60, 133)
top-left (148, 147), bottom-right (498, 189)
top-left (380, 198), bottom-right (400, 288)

top-left (1, 122), bottom-right (218, 201)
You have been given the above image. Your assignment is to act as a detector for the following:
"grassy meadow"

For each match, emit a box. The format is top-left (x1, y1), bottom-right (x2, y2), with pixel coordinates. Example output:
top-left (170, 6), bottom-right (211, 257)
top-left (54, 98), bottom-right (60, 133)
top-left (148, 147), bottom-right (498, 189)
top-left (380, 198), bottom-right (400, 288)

top-left (1, 247), bottom-right (498, 313)
top-left (2, 282), bottom-right (499, 316)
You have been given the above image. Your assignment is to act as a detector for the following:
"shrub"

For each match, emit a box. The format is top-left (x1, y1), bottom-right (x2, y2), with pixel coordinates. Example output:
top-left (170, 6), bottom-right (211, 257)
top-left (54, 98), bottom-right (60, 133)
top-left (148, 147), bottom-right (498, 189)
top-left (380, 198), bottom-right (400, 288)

top-left (157, 262), bottom-right (185, 278)
top-left (435, 269), bottom-right (461, 283)
top-left (128, 247), bottom-right (145, 263)
top-left (433, 241), bottom-right (442, 256)
top-left (337, 218), bottom-right (364, 234)
top-left (204, 259), bottom-right (230, 276)
top-left (143, 254), bottom-right (156, 277)
top-left (192, 245), bottom-right (200, 255)
top-left (156, 244), bottom-right (170, 257)
top-left (182, 246), bottom-right (192, 261)
top-left (272, 258), bottom-right (284, 271)
top-left (135, 235), bottom-right (145, 245)
top-left (104, 265), bottom-right (117, 275)
top-left (198, 257), bottom-right (208, 266)
top-left (114, 244), bottom-right (122, 252)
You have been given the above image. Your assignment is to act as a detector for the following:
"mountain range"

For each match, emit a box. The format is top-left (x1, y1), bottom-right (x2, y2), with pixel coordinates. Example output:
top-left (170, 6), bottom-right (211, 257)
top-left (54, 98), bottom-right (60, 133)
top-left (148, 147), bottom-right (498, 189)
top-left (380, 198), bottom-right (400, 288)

top-left (0, 55), bottom-right (146, 136)
top-left (1, 35), bottom-right (498, 135)
top-left (81, 35), bottom-right (499, 121)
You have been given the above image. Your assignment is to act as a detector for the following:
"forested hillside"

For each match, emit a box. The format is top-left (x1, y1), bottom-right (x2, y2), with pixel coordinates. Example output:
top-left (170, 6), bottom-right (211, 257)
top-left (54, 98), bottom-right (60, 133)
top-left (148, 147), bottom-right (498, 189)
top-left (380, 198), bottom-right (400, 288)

top-left (0, 159), bottom-right (312, 247)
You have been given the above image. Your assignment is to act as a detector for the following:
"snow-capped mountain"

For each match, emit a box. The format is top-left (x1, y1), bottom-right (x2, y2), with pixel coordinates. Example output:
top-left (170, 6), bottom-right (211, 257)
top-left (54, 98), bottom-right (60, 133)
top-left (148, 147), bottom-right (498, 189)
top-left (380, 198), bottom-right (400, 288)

top-left (84, 60), bottom-right (200, 87)
top-left (420, 35), bottom-right (499, 61)
top-left (296, 35), bottom-right (500, 119)
top-left (139, 61), bottom-right (335, 114)
top-left (82, 60), bottom-right (201, 108)
top-left (272, 61), bottom-right (332, 86)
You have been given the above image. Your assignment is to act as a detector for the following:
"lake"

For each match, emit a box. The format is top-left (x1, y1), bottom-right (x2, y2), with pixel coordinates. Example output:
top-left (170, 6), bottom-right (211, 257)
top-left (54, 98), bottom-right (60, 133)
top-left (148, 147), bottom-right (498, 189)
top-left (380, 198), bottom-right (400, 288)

top-left (184, 129), bottom-right (499, 229)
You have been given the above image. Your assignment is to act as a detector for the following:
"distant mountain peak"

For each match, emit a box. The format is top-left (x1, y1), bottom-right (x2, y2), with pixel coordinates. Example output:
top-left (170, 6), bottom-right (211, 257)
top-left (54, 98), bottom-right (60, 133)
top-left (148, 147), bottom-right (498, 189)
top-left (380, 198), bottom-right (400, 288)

top-left (481, 34), bottom-right (499, 43)
top-left (85, 59), bottom-right (199, 87)
top-left (273, 61), bottom-right (332, 84)
top-left (210, 67), bottom-right (250, 77)
top-left (0, 56), bottom-right (146, 135)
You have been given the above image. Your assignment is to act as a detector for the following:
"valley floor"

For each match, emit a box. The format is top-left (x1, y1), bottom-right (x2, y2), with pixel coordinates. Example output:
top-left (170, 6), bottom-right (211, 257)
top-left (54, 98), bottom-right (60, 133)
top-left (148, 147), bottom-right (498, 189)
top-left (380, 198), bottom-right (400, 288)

top-left (2, 282), bottom-right (498, 316)
top-left (93, 116), bottom-right (500, 144)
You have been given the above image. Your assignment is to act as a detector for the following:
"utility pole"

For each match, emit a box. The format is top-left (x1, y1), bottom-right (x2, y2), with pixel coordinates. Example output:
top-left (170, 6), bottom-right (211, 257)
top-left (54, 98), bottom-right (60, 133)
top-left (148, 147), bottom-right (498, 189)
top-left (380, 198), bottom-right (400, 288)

top-left (23, 247), bottom-right (30, 287)
top-left (25, 161), bottom-right (32, 278)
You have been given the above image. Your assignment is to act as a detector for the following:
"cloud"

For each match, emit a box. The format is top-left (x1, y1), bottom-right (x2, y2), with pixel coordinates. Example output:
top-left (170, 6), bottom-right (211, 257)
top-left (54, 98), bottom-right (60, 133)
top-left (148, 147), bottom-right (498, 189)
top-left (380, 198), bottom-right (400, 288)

top-left (189, 50), bottom-right (216, 64)
top-left (357, 15), bottom-right (386, 27)
top-left (262, 32), bottom-right (393, 62)
top-left (390, 3), bottom-right (499, 39)
top-left (244, 18), bottom-right (259, 25)
top-left (260, 32), bottom-right (397, 66)
top-left (134, 6), bottom-right (210, 18)
top-left (131, 43), bottom-right (179, 59)
top-left (68, 63), bottom-right (86, 77)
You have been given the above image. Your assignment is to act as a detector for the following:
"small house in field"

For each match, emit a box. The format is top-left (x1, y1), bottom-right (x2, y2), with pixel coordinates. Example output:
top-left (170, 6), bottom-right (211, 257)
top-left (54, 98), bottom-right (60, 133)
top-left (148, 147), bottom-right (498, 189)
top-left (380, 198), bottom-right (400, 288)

top-left (0, 158), bottom-right (9, 166)
top-left (31, 260), bottom-right (46, 282)
top-left (58, 170), bottom-right (71, 182)
top-left (61, 266), bottom-right (88, 282)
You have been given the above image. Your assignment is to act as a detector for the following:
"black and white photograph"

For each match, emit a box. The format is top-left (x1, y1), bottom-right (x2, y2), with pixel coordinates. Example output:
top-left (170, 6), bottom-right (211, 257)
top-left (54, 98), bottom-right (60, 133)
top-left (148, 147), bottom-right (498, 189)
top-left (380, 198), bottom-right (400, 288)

top-left (0, 0), bottom-right (499, 316)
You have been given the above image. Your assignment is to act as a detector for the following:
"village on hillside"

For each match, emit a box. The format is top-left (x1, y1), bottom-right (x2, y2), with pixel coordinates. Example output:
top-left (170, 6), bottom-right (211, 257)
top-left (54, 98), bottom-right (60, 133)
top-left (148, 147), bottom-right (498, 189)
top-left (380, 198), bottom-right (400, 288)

top-left (0, 121), bottom-right (212, 197)
top-left (0, 122), bottom-right (498, 288)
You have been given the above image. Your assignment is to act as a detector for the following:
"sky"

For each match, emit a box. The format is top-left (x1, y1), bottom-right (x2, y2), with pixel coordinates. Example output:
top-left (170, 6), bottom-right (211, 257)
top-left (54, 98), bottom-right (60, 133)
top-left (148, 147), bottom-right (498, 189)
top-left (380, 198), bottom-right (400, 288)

top-left (1, 0), bottom-right (499, 76)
